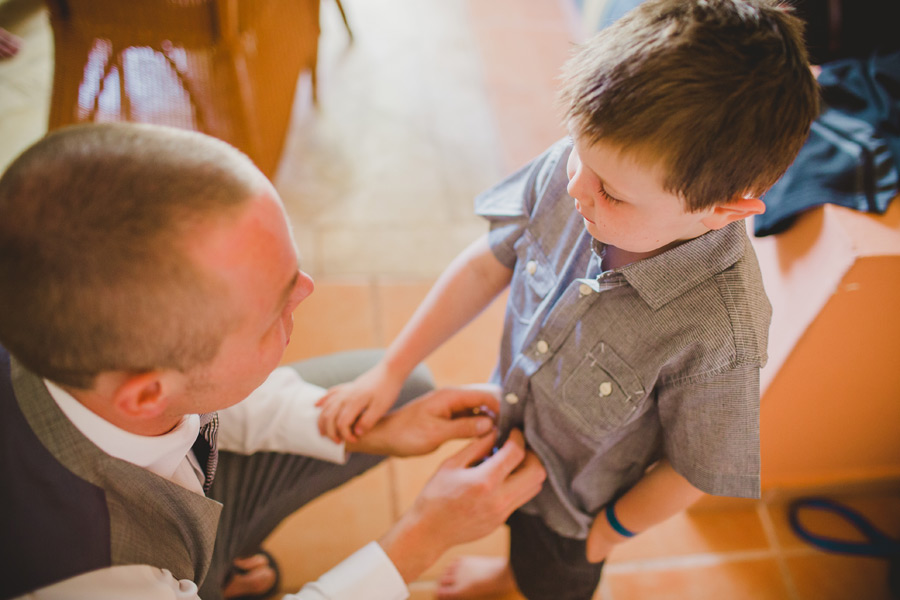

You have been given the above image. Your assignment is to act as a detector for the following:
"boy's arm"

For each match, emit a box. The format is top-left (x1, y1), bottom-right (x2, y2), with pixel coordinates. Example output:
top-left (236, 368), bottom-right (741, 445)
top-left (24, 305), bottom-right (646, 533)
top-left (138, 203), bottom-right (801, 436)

top-left (585, 459), bottom-right (705, 562)
top-left (382, 232), bottom-right (512, 381)
top-left (318, 233), bottom-right (513, 441)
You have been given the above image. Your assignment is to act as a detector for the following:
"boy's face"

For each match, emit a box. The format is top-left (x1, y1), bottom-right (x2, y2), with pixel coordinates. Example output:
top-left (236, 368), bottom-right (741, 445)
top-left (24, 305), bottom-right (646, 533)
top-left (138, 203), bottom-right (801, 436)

top-left (566, 135), bottom-right (714, 254)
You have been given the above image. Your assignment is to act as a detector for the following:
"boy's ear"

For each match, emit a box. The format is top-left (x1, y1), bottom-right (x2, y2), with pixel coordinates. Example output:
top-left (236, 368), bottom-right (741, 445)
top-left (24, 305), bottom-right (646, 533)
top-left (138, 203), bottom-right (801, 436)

top-left (111, 371), bottom-right (171, 420)
top-left (700, 197), bottom-right (766, 230)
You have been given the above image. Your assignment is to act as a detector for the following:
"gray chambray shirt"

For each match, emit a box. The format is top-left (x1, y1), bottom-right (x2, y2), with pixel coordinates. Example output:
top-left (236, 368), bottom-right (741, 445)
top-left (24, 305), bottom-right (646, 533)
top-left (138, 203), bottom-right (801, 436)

top-left (478, 138), bottom-right (771, 540)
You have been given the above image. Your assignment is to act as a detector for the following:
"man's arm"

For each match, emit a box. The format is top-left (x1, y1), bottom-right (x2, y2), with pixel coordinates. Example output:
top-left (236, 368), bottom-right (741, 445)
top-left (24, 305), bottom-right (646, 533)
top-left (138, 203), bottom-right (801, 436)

top-left (378, 429), bottom-right (545, 583)
top-left (344, 386), bottom-right (546, 583)
top-left (216, 366), bottom-right (346, 461)
top-left (585, 459), bottom-right (706, 563)
top-left (294, 428), bottom-right (544, 598)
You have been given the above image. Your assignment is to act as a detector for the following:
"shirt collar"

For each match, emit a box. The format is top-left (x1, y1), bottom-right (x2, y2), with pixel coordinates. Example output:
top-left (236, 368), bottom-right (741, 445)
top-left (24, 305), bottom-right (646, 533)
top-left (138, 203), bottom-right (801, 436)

top-left (44, 379), bottom-right (201, 481)
top-left (615, 220), bottom-right (748, 310)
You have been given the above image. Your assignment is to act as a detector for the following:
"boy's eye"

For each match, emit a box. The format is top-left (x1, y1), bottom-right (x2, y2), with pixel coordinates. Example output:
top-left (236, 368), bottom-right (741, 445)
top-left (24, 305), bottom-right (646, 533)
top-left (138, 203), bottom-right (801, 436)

top-left (598, 183), bottom-right (623, 205)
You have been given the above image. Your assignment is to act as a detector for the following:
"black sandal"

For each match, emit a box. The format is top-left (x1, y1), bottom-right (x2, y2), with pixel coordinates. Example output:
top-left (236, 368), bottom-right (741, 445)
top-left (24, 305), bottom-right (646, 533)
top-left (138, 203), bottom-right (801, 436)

top-left (223, 549), bottom-right (281, 600)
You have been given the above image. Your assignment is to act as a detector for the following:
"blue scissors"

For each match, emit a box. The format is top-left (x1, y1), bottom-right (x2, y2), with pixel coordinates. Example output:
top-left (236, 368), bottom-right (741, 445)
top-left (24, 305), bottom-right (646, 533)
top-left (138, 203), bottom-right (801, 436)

top-left (789, 497), bottom-right (900, 599)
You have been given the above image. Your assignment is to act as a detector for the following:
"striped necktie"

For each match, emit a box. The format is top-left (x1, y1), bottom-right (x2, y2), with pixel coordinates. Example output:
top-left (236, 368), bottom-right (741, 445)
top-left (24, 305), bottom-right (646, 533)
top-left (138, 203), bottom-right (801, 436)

top-left (197, 412), bottom-right (219, 494)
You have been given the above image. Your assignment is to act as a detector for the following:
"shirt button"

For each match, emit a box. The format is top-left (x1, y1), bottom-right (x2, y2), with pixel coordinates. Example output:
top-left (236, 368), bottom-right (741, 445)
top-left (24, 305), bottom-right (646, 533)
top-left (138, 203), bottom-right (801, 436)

top-left (536, 340), bottom-right (549, 354)
top-left (579, 283), bottom-right (592, 296)
top-left (598, 381), bottom-right (613, 397)
top-left (526, 260), bottom-right (537, 275)
top-left (504, 393), bottom-right (519, 405)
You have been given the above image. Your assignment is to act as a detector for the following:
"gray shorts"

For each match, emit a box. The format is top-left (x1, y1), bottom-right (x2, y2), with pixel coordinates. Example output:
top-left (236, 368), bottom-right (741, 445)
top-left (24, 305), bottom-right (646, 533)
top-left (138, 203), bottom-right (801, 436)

top-left (508, 510), bottom-right (605, 600)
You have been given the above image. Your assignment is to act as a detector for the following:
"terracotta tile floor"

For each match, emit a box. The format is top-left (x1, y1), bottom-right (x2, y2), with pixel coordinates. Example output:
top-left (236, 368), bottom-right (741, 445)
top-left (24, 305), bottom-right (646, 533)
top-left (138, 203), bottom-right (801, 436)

top-left (271, 275), bottom-right (900, 599)
top-left (2, 0), bottom-right (899, 598)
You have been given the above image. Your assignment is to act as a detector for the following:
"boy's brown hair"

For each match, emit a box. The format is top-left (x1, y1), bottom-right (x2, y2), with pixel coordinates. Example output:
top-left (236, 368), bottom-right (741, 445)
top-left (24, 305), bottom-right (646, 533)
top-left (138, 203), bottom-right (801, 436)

top-left (560, 0), bottom-right (819, 211)
top-left (0, 123), bottom-right (265, 389)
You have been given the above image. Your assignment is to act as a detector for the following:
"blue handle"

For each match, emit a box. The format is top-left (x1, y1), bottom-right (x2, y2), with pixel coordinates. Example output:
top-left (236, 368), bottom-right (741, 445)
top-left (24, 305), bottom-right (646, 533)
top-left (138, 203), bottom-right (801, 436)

top-left (788, 497), bottom-right (900, 558)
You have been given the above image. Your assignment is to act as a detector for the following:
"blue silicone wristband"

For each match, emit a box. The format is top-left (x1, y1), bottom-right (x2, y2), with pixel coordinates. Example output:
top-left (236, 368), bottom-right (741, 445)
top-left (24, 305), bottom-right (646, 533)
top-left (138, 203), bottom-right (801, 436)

top-left (605, 501), bottom-right (637, 537)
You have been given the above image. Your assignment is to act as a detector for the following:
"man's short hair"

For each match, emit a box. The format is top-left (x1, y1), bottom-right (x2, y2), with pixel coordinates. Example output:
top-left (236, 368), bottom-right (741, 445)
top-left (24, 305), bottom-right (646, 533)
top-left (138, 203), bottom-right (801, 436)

top-left (0, 123), bottom-right (266, 388)
top-left (560, 0), bottom-right (820, 211)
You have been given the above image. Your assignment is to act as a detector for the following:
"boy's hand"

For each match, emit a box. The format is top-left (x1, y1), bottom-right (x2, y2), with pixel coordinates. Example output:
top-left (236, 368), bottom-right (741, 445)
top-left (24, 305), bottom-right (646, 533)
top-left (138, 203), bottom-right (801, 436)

top-left (316, 362), bottom-right (403, 443)
top-left (585, 508), bottom-right (630, 563)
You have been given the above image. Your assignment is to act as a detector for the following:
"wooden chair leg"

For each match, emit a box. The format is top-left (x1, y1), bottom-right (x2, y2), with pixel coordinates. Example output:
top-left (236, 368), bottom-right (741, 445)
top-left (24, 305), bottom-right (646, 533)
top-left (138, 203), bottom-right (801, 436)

top-left (334, 0), bottom-right (352, 41)
top-left (118, 52), bottom-right (131, 121)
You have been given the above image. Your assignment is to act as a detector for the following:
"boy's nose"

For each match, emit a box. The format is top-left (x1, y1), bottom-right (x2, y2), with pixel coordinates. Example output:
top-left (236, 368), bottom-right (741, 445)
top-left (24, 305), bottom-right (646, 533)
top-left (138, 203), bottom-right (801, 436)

top-left (567, 175), bottom-right (585, 202)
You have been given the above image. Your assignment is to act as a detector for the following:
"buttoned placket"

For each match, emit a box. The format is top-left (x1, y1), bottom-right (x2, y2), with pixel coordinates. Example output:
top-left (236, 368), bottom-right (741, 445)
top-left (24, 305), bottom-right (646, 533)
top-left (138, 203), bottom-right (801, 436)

top-left (497, 264), bottom-right (627, 441)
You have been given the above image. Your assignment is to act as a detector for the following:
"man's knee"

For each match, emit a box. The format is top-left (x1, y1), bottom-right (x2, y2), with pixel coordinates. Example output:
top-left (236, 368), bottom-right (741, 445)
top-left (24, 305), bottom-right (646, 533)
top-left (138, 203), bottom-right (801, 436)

top-left (289, 348), bottom-right (434, 408)
top-left (395, 361), bottom-right (434, 408)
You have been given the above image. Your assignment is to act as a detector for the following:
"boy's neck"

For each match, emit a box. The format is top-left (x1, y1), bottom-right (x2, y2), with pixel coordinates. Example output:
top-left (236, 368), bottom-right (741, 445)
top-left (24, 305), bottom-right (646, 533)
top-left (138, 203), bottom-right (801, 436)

top-left (601, 236), bottom-right (696, 271)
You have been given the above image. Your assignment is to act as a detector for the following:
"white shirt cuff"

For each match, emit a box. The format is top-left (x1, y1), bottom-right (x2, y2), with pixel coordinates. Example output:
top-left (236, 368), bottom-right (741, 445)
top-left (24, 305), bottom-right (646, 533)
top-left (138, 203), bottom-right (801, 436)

top-left (285, 542), bottom-right (409, 600)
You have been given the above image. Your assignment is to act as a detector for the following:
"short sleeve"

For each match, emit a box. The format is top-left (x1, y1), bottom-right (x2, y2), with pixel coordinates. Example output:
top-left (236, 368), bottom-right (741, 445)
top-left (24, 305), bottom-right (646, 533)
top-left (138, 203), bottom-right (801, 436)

top-left (657, 364), bottom-right (761, 499)
top-left (475, 139), bottom-right (572, 268)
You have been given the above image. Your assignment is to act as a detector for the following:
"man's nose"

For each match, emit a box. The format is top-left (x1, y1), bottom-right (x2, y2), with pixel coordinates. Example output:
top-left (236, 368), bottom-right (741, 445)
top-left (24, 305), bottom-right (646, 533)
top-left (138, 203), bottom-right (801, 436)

top-left (290, 270), bottom-right (315, 312)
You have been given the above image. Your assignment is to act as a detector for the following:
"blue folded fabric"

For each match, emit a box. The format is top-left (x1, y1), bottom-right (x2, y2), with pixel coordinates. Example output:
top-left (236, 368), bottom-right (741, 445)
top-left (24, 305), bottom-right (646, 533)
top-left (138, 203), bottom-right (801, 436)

top-left (755, 51), bottom-right (900, 236)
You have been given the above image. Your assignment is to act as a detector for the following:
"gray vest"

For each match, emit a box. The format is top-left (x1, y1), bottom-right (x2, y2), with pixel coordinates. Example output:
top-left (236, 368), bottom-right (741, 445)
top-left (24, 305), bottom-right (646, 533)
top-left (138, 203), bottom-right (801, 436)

top-left (0, 347), bottom-right (223, 598)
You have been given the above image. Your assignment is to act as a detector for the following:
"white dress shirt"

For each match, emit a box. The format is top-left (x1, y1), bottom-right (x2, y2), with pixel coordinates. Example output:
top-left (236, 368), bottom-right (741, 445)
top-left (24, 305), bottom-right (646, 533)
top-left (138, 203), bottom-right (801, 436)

top-left (20, 366), bottom-right (409, 600)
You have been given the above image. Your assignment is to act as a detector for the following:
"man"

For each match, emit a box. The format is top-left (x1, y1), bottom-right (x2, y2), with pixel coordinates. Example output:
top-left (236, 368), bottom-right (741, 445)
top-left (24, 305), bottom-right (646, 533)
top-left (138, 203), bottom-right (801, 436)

top-left (0, 123), bottom-right (546, 599)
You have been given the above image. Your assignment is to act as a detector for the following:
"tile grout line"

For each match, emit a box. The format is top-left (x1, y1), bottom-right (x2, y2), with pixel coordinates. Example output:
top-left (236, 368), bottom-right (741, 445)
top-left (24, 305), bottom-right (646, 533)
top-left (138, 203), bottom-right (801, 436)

top-left (604, 548), bottom-right (778, 575)
top-left (369, 278), bottom-right (403, 522)
top-left (757, 501), bottom-right (802, 600)
top-left (310, 228), bottom-right (324, 280)
top-left (604, 543), bottom-right (826, 576)
top-left (597, 573), bottom-right (615, 600)
top-left (370, 276), bottom-right (385, 348)
top-left (386, 458), bottom-right (402, 523)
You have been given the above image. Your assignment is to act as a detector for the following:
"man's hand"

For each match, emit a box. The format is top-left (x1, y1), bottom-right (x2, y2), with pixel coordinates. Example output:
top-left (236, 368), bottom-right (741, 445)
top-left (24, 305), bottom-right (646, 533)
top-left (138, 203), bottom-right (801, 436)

top-left (346, 385), bottom-right (501, 458)
top-left (377, 429), bottom-right (546, 582)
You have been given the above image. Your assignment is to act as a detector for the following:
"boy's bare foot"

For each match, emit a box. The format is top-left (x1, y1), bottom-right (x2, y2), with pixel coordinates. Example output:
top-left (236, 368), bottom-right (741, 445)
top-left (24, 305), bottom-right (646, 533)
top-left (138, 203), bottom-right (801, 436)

top-left (437, 556), bottom-right (517, 599)
top-left (0, 27), bottom-right (21, 59)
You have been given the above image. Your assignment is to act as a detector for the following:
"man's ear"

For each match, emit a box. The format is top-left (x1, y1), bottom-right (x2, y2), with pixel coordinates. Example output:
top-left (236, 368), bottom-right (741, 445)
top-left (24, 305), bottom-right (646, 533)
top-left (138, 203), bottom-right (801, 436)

top-left (700, 197), bottom-right (766, 231)
top-left (111, 371), bottom-right (171, 420)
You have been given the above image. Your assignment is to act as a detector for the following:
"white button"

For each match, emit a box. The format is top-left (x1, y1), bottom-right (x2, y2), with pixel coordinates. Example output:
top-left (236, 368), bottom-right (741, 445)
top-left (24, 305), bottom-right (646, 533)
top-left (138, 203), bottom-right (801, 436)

top-left (504, 393), bottom-right (519, 405)
top-left (526, 260), bottom-right (537, 275)
top-left (598, 381), bottom-right (613, 397)
top-left (536, 340), bottom-right (549, 354)
top-left (579, 283), bottom-right (592, 296)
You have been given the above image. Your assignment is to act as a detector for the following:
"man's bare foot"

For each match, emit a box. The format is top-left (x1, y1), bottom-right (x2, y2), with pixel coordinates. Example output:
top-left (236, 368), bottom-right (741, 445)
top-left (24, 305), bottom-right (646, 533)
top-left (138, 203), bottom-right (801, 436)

top-left (223, 553), bottom-right (279, 599)
top-left (437, 556), bottom-right (517, 599)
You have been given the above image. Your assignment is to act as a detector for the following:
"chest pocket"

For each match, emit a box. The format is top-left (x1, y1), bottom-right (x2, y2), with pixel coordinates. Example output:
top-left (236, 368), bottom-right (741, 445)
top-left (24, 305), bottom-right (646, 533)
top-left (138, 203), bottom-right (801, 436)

top-left (510, 231), bottom-right (555, 325)
top-left (557, 342), bottom-right (646, 438)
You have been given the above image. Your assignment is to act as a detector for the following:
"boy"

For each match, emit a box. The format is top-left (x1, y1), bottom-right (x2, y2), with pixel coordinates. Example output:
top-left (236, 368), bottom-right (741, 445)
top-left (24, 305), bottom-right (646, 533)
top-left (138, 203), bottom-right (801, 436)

top-left (317, 0), bottom-right (819, 597)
